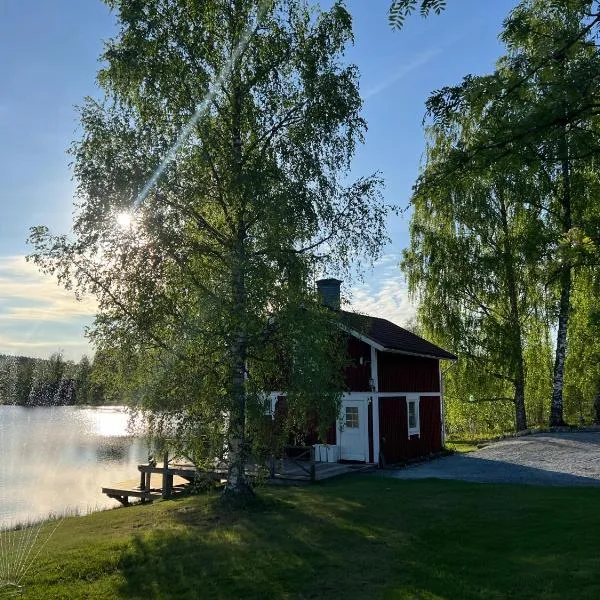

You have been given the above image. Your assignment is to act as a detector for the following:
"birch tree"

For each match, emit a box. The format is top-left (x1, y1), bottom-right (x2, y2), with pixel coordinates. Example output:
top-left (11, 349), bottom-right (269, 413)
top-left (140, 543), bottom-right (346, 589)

top-left (406, 0), bottom-right (600, 430)
top-left (28, 0), bottom-right (387, 495)
top-left (404, 144), bottom-right (547, 431)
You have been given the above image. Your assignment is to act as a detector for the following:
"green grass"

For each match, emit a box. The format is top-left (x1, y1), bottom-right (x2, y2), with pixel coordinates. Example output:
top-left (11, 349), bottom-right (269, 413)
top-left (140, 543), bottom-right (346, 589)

top-left (7, 476), bottom-right (600, 599)
top-left (444, 439), bottom-right (480, 453)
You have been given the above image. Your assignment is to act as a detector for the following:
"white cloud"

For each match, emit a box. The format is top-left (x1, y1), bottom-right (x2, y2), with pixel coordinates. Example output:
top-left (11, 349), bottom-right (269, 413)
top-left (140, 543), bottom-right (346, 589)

top-left (345, 253), bottom-right (416, 326)
top-left (0, 256), bottom-right (95, 359)
top-left (0, 256), bottom-right (97, 321)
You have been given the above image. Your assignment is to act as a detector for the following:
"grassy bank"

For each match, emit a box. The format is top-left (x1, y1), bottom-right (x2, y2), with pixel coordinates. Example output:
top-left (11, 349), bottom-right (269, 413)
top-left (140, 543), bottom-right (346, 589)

top-left (6, 476), bottom-right (600, 599)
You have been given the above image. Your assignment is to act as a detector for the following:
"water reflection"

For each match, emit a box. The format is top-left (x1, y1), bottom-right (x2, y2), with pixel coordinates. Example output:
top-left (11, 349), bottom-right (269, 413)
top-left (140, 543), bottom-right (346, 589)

top-left (0, 406), bottom-right (148, 527)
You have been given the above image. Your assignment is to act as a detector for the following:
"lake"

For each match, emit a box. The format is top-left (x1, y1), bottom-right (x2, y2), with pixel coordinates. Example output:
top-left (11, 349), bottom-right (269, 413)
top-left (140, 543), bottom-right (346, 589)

top-left (0, 405), bottom-right (148, 528)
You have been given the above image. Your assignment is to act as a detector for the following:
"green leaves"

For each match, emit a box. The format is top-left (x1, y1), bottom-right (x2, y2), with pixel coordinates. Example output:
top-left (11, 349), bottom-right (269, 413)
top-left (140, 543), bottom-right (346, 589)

top-left (388, 0), bottom-right (447, 30)
top-left (557, 227), bottom-right (597, 265)
top-left (405, 0), bottom-right (600, 433)
top-left (27, 0), bottom-right (389, 476)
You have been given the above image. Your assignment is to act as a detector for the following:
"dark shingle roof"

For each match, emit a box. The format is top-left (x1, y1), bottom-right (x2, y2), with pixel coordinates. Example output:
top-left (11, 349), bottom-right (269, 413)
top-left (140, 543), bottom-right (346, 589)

top-left (340, 311), bottom-right (456, 360)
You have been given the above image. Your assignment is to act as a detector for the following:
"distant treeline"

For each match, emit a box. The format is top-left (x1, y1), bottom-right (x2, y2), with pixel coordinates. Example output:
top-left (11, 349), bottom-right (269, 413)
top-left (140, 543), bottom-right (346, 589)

top-left (0, 352), bottom-right (113, 406)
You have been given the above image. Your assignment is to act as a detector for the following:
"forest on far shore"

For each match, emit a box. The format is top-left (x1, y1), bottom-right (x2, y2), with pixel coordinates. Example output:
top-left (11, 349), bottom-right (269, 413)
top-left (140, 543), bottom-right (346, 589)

top-left (0, 352), bottom-right (110, 406)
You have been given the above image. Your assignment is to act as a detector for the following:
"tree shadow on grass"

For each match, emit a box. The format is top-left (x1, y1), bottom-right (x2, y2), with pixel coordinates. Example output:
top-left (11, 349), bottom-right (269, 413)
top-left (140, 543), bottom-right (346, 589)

top-left (116, 477), bottom-right (600, 600)
top-left (116, 490), bottom-right (392, 600)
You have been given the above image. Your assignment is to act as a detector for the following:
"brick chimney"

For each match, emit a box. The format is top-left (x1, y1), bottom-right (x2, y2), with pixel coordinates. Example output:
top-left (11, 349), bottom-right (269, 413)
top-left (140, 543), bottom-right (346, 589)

top-left (316, 278), bottom-right (341, 310)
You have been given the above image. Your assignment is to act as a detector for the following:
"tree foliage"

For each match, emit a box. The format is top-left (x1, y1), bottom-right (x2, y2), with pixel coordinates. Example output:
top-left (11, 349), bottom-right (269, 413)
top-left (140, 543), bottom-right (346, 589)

top-left (28, 0), bottom-right (388, 494)
top-left (0, 353), bottom-right (109, 406)
top-left (405, 0), bottom-right (600, 435)
top-left (564, 269), bottom-right (600, 423)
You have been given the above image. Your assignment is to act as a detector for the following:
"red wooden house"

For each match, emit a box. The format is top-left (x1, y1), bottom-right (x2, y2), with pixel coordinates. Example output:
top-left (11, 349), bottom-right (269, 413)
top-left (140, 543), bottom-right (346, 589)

top-left (269, 279), bottom-right (456, 466)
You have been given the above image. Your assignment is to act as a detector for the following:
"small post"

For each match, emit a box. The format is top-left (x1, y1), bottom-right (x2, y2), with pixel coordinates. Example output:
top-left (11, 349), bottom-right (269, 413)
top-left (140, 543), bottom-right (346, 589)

top-left (162, 452), bottom-right (172, 499)
top-left (310, 460), bottom-right (316, 483)
top-left (269, 455), bottom-right (275, 478)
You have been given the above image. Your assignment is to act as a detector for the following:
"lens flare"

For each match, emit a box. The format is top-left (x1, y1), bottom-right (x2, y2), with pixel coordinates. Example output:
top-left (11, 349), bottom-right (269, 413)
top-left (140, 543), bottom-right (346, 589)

top-left (115, 211), bottom-right (133, 230)
top-left (133, 0), bottom-right (272, 209)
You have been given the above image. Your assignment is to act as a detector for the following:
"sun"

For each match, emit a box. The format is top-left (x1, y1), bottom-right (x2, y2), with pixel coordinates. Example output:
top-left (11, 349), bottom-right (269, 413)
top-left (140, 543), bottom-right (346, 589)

top-left (115, 210), bottom-right (134, 230)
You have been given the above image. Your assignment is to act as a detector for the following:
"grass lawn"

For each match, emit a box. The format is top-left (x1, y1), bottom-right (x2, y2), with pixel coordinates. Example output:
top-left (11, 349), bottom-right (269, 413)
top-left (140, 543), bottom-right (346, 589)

top-left (443, 439), bottom-right (480, 453)
top-left (6, 476), bottom-right (600, 599)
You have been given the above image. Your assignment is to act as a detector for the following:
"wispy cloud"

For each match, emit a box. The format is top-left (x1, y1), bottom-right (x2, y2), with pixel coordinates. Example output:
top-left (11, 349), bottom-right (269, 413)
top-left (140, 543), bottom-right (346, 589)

top-left (0, 332), bottom-right (90, 352)
top-left (0, 252), bottom-right (416, 358)
top-left (0, 256), bottom-right (96, 321)
top-left (363, 48), bottom-right (443, 100)
top-left (363, 33), bottom-right (463, 101)
top-left (0, 256), bottom-right (95, 358)
top-left (345, 253), bottom-right (416, 326)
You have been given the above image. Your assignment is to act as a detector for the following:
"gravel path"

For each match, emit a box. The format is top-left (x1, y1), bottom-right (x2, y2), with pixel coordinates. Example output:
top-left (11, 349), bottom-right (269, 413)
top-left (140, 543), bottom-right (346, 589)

top-left (383, 432), bottom-right (600, 486)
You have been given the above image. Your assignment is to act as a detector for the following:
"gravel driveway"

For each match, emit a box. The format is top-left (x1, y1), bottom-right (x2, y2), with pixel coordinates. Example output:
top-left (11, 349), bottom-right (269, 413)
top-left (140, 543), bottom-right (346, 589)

top-left (383, 432), bottom-right (600, 486)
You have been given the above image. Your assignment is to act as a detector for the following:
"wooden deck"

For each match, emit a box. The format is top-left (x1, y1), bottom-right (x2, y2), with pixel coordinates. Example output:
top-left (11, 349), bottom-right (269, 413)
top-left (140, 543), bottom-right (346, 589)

top-left (102, 456), bottom-right (374, 505)
top-left (274, 460), bottom-right (374, 481)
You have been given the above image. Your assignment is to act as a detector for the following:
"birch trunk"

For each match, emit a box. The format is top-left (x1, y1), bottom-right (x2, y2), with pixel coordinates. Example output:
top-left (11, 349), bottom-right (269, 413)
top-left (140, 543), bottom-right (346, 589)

top-left (224, 239), bottom-right (251, 496)
top-left (224, 0), bottom-right (252, 495)
top-left (550, 130), bottom-right (572, 427)
top-left (498, 188), bottom-right (528, 431)
top-left (225, 316), bottom-right (251, 495)
top-left (514, 376), bottom-right (527, 432)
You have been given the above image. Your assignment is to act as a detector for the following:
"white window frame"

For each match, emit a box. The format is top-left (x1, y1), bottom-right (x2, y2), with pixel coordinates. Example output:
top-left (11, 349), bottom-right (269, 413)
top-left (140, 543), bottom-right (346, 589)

top-left (344, 406), bottom-right (360, 429)
top-left (407, 396), bottom-right (420, 437)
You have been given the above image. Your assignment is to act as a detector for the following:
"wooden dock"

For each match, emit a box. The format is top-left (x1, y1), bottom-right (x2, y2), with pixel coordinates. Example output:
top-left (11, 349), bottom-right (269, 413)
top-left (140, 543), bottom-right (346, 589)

top-left (102, 454), bottom-right (225, 506)
top-left (274, 460), bottom-right (373, 481)
top-left (102, 474), bottom-right (191, 506)
top-left (102, 453), bottom-right (374, 506)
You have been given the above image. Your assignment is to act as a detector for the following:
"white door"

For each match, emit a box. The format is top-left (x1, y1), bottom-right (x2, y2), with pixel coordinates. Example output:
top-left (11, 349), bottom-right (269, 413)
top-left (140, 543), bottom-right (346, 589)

top-left (339, 400), bottom-right (366, 461)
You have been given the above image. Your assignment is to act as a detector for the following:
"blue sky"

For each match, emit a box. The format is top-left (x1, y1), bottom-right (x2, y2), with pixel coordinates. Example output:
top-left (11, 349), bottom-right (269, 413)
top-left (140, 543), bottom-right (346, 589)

top-left (0, 0), bottom-right (516, 359)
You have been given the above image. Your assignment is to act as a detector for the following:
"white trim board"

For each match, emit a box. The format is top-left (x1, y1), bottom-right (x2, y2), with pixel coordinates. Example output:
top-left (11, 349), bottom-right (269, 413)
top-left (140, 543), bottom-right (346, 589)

top-left (370, 346), bottom-right (380, 465)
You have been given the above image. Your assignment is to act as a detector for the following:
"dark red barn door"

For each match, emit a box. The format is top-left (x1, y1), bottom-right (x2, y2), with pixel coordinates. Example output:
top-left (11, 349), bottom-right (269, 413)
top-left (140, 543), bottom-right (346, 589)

top-left (419, 396), bottom-right (442, 454)
top-left (378, 396), bottom-right (407, 465)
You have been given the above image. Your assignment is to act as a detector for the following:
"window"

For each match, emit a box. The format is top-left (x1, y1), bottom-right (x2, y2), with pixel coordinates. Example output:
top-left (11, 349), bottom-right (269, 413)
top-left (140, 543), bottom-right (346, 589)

top-left (407, 398), bottom-right (420, 437)
top-left (345, 406), bottom-right (359, 429)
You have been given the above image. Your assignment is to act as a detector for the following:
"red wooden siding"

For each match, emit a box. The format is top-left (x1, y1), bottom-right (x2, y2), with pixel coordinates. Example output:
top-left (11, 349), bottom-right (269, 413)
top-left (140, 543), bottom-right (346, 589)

top-left (378, 396), bottom-right (442, 464)
top-left (344, 336), bottom-right (372, 391)
top-left (377, 352), bottom-right (440, 393)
